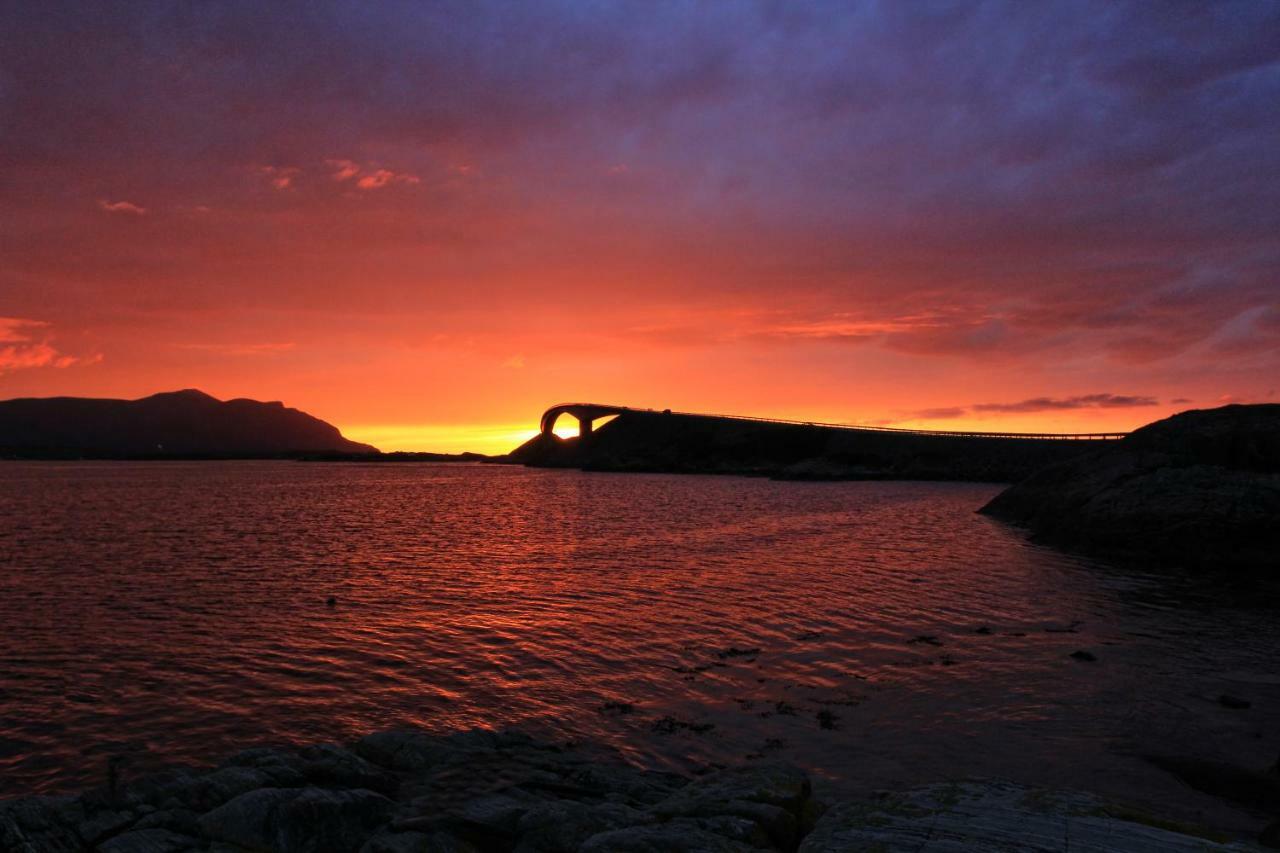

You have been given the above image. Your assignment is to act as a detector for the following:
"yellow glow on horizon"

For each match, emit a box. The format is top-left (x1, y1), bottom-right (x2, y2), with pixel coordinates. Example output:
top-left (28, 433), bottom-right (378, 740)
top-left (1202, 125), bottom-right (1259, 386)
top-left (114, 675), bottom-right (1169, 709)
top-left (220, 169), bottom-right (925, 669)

top-left (342, 423), bottom-right (542, 455)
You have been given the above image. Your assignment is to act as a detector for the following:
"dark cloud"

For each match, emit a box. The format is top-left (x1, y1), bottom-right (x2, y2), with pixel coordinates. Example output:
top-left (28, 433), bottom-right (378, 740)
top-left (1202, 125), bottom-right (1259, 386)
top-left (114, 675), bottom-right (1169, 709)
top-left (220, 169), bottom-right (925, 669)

top-left (0, 0), bottom-right (1277, 399)
top-left (910, 407), bottom-right (968, 420)
top-left (972, 394), bottom-right (1160, 413)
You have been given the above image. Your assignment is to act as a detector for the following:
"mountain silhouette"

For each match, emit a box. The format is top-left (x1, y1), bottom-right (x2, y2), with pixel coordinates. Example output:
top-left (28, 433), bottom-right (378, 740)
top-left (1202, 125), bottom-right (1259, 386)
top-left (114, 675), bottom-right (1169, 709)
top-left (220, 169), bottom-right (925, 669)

top-left (0, 389), bottom-right (377, 457)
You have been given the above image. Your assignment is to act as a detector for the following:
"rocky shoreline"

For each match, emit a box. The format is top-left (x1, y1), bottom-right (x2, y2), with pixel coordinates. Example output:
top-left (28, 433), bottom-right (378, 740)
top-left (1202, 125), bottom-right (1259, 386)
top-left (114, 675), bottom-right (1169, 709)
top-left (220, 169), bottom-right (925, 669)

top-left (2, 727), bottom-right (1267, 852)
top-left (981, 404), bottom-right (1280, 573)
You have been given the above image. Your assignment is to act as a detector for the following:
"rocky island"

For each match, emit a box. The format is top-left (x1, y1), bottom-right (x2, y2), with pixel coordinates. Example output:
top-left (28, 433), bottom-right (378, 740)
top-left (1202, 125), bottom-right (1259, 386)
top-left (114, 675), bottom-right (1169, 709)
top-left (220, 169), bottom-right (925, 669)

top-left (981, 404), bottom-right (1280, 572)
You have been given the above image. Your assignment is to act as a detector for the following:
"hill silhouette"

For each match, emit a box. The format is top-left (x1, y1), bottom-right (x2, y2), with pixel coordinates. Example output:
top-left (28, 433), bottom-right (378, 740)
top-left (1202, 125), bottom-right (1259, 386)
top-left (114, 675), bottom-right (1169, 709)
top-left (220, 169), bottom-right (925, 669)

top-left (0, 389), bottom-right (377, 457)
top-left (981, 404), bottom-right (1280, 571)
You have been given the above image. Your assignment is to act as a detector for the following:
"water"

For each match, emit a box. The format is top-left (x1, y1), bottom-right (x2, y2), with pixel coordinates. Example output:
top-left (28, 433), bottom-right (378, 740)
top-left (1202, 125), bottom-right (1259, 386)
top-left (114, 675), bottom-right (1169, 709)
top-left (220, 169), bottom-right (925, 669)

top-left (1, 461), bottom-right (1276, 829)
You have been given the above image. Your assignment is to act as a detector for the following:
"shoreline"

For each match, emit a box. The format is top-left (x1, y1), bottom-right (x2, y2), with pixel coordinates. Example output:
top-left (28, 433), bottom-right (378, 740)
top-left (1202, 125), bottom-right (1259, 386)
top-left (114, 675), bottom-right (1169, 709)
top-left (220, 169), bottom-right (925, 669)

top-left (2, 726), bottom-right (1268, 852)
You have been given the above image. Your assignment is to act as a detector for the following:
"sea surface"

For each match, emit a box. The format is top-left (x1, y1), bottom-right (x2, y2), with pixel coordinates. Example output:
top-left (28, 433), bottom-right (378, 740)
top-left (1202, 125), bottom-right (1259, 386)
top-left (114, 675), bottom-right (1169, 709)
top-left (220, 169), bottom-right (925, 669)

top-left (1, 461), bottom-right (1277, 829)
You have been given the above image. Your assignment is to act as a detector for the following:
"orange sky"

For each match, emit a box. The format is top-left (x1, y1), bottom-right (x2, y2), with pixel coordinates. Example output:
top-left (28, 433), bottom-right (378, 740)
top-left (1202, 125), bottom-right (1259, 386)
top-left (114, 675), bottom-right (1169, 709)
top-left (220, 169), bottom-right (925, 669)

top-left (1, 4), bottom-right (1277, 453)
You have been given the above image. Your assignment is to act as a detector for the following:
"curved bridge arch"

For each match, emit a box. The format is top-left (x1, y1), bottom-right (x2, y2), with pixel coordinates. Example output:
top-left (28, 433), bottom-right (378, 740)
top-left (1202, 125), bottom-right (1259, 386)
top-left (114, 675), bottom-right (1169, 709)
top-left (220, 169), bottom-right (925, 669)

top-left (540, 403), bottom-right (639, 438)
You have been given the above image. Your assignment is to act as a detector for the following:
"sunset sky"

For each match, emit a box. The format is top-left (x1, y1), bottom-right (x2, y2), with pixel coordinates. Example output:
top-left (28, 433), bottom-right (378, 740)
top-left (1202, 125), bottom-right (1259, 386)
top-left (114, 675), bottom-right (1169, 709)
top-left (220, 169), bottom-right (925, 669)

top-left (2, 2), bottom-right (1278, 453)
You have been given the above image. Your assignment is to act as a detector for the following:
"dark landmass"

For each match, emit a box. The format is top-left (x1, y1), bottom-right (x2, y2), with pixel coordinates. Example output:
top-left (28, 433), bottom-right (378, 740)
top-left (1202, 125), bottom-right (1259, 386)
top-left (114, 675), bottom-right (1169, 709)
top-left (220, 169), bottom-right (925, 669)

top-left (508, 410), bottom-right (1114, 483)
top-left (0, 389), bottom-right (378, 458)
top-left (297, 451), bottom-right (493, 463)
top-left (0, 727), bottom-right (1259, 851)
top-left (981, 404), bottom-right (1280, 572)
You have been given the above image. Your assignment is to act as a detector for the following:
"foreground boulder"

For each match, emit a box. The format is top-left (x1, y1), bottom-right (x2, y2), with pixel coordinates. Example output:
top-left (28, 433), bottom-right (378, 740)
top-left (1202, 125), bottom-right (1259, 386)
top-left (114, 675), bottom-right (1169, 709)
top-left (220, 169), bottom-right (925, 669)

top-left (2, 727), bottom-right (1264, 851)
top-left (0, 729), bottom-right (817, 852)
top-left (981, 404), bottom-right (1280, 572)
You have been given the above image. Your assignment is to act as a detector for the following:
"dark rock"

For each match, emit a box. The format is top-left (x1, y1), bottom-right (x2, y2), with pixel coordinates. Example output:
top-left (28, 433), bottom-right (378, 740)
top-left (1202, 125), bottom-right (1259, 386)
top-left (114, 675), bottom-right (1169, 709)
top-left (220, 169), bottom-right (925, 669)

top-left (579, 821), bottom-right (758, 852)
top-left (299, 744), bottom-right (398, 795)
top-left (715, 647), bottom-right (760, 660)
top-left (981, 404), bottom-right (1280, 572)
top-left (799, 781), bottom-right (1238, 852)
top-left (907, 635), bottom-right (942, 646)
top-left (1145, 754), bottom-right (1280, 811)
top-left (557, 764), bottom-right (685, 806)
top-left (96, 827), bottom-right (200, 853)
top-left (1218, 694), bottom-right (1252, 710)
top-left (361, 828), bottom-right (478, 853)
top-left (356, 730), bottom-right (445, 772)
top-left (197, 786), bottom-right (394, 853)
top-left (514, 799), bottom-right (653, 852)
top-left (0, 796), bottom-right (86, 853)
top-left (974, 625), bottom-right (993, 635)
top-left (76, 806), bottom-right (136, 844)
top-left (1069, 650), bottom-right (1097, 662)
top-left (1261, 819), bottom-right (1280, 849)
top-left (816, 710), bottom-right (838, 730)
top-left (650, 763), bottom-right (813, 850)
top-left (597, 701), bottom-right (636, 715)
top-left (131, 808), bottom-right (201, 836)
top-left (651, 716), bottom-right (714, 735)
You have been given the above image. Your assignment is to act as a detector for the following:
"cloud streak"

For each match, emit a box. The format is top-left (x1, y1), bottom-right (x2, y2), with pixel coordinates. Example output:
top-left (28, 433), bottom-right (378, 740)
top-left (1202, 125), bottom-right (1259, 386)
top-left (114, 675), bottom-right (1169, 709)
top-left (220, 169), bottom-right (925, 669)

top-left (0, 317), bottom-right (92, 374)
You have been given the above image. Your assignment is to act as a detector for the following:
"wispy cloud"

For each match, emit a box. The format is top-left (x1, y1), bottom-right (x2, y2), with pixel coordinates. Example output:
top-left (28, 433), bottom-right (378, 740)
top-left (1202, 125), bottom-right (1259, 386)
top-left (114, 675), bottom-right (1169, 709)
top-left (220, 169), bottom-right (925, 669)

top-left (326, 159), bottom-right (420, 189)
top-left (259, 165), bottom-right (300, 190)
top-left (910, 406), bottom-right (968, 420)
top-left (903, 393), bottom-right (1161, 421)
top-left (97, 199), bottom-right (146, 215)
top-left (972, 394), bottom-right (1160, 413)
top-left (355, 168), bottom-right (420, 190)
top-left (0, 317), bottom-right (95, 374)
top-left (325, 159), bottom-right (361, 181)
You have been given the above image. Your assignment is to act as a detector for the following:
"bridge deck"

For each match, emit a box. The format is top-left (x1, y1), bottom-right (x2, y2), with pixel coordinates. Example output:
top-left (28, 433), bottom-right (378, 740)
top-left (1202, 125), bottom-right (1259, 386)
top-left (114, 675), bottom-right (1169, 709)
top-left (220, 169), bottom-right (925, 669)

top-left (541, 403), bottom-right (1128, 441)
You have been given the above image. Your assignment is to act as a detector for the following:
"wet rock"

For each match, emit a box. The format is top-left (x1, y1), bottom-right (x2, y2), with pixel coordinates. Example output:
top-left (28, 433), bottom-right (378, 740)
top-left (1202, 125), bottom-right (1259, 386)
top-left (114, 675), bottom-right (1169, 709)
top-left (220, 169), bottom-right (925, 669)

top-left (1218, 694), bottom-right (1252, 710)
top-left (197, 786), bottom-right (394, 852)
top-left (596, 701), bottom-right (635, 716)
top-left (96, 827), bottom-right (200, 853)
top-left (651, 716), bottom-right (714, 735)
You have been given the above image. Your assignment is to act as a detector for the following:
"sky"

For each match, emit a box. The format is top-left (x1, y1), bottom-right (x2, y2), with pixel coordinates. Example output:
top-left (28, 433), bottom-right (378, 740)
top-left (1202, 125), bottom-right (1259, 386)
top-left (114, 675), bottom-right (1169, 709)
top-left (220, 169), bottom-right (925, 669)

top-left (1, 1), bottom-right (1278, 453)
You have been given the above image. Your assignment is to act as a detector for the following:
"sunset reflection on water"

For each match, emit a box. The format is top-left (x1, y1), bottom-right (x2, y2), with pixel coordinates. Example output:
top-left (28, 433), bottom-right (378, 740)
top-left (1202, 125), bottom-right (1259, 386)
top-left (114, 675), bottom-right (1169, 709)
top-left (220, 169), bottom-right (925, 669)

top-left (1, 461), bottom-right (1277, 826)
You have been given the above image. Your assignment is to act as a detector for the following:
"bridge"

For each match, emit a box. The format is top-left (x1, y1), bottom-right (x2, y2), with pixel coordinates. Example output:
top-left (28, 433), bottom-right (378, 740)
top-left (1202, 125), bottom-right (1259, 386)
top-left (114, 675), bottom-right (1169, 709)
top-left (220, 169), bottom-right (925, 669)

top-left (539, 402), bottom-right (1129, 441)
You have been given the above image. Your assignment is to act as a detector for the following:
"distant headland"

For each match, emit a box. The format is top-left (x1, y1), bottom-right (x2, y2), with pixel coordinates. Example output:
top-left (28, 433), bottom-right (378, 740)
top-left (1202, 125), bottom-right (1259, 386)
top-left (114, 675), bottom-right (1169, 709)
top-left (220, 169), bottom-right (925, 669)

top-left (0, 389), bottom-right (378, 458)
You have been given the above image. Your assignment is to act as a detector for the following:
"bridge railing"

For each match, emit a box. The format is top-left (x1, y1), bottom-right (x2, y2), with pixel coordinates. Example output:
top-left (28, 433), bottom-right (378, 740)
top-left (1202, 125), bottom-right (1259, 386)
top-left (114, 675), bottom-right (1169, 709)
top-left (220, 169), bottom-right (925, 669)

top-left (545, 403), bottom-right (1128, 441)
